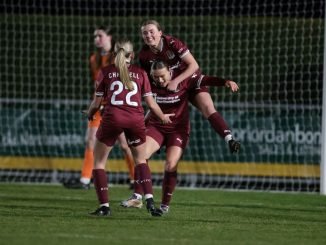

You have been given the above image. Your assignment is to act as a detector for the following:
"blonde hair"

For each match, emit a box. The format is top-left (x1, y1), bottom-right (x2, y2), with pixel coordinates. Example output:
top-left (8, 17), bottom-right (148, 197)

top-left (114, 40), bottom-right (134, 91)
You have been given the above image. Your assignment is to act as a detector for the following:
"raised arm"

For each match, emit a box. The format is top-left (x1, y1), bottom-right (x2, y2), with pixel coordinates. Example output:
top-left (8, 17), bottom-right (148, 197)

top-left (200, 75), bottom-right (239, 93)
top-left (167, 52), bottom-right (199, 91)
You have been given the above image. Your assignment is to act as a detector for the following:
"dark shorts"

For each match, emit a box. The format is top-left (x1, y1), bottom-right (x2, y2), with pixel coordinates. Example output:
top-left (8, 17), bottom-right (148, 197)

top-left (146, 125), bottom-right (189, 150)
top-left (96, 120), bottom-right (146, 147)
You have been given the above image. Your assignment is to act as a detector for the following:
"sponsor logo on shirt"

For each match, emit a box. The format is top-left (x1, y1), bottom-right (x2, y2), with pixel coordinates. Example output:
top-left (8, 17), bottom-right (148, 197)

top-left (156, 95), bottom-right (180, 104)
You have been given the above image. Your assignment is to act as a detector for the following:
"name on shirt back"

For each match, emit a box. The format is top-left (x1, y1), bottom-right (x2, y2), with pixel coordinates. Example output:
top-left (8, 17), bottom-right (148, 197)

top-left (107, 72), bottom-right (140, 79)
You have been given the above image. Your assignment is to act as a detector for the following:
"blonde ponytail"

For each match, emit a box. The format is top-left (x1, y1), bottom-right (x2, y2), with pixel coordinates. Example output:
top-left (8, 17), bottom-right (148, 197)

top-left (114, 40), bottom-right (134, 91)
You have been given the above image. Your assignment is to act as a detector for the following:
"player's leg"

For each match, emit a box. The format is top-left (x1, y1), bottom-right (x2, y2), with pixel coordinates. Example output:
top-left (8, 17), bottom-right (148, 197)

top-left (121, 125), bottom-right (163, 216)
top-left (120, 135), bottom-right (161, 208)
top-left (191, 90), bottom-right (240, 153)
top-left (160, 146), bottom-right (183, 214)
top-left (117, 132), bottom-right (135, 189)
top-left (131, 141), bottom-right (162, 216)
top-left (64, 112), bottom-right (101, 189)
top-left (81, 112), bottom-right (102, 183)
top-left (159, 132), bottom-right (188, 214)
top-left (89, 121), bottom-right (121, 217)
top-left (89, 139), bottom-right (112, 216)
top-left (81, 126), bottom-right (97, 182)
top-left (121, 125), bottom-right (164, 207)
top-left (134, 134), bottom-right (162, 195)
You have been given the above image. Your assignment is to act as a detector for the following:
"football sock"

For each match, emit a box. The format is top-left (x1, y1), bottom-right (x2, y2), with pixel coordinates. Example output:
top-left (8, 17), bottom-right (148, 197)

top-left (93, 169), bottom-right (109, 205)
top-left (162, 171), bottom-right (177, 206)
top-left (136, 163), bottom-right (153, 196)
top-left (207, 112), bottom-right (232, 139)
top-left (81, 148), bottom-right (94, 180)
top-left (134, 165), bottom-right (143, 195)
top-left (134, 193), bottom-right (142, 199)
top-left (144, 194), bottom-right (154, 200)
top-left (124, 154), bottom-right (135, 183)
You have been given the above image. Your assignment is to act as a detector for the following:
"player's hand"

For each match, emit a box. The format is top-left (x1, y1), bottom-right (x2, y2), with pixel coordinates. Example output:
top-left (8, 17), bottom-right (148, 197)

top-left (225, 80), bottom-right (239, 92)
top-left (81, 110), bottom-right (95, 121)
top-left (161, 113), bottom-right (175, 124)
top-left (166, 80), bottom-right (179, 92)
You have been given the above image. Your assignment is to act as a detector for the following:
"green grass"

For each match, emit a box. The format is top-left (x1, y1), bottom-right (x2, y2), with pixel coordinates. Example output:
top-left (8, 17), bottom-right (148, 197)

top-left (0, 183), bottom-right (326, 245)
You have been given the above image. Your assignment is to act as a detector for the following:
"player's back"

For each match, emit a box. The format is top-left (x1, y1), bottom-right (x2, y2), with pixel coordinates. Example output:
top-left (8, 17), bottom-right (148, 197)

top-left (97, 64), bottom-right (152, 127)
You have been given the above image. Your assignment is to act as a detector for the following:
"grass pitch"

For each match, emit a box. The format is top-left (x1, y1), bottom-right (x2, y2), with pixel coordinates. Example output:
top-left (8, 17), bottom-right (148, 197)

top-left (0, 183), bottom-right (325, 245)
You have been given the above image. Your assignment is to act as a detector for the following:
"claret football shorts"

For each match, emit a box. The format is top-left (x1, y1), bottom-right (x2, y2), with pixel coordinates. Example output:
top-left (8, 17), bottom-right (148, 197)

top-left (146, 125), bottom-right (189, 150)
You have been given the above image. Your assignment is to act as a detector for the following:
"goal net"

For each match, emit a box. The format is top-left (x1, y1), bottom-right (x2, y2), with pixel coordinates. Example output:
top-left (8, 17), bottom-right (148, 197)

top-left (0, 0), bottom-right (324, 192)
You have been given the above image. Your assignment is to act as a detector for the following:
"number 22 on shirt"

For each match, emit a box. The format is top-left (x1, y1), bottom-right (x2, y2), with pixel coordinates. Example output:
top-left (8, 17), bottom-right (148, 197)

top-left (110, 80), bottom-right (138, 106)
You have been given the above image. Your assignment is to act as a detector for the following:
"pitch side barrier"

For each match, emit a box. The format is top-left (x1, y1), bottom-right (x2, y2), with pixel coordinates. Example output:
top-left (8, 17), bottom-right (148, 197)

top-left (0, 99), bottom-right (321, 191)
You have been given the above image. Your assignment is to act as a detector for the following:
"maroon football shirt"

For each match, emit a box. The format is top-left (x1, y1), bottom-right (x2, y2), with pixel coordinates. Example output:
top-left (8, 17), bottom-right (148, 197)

top-left (96, 64), bottom-right (152, 126)
top-left (139, 35), bottom-right (193, 75)
top-left (147, 70), bottom-right (201, 134)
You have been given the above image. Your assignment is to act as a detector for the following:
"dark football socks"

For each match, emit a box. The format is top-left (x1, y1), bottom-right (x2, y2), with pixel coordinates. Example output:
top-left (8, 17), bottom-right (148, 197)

top-left (93, 169), bottom-right (109, 205)
top-left (208, 111), bottom-right (232, 140)
top-left (161, 171), bottom-right (178, 206)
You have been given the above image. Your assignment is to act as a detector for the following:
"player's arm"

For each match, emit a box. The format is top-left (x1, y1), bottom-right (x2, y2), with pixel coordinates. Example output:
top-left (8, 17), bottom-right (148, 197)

top-left (141, 68), bottom-right (174, 123)
top-left (89, 55), bottom-right (98, 90)
top-left (86, 95), bottom-right (102, 121)
top-left (144, 95), bottom-right (174, 124)
top-left (86, 69), bottom-right (106, 120)
top-left (225, 80), bottom-right (239, 92)
top-left (167, 52), bottom-right (199, 91)
top-left (200, 75), bottom-right (239, 92)
top-left (144, 110), bottom-right (151, 126)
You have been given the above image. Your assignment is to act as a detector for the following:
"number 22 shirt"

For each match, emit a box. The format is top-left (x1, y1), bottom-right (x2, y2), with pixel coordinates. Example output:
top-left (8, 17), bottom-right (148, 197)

top-left (95, 64), bottom-right (153, 126)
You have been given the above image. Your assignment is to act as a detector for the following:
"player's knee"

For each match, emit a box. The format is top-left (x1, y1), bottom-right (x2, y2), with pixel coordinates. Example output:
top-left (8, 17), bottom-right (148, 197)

top-left (94, 162), bottom-right (105, 169)
top-left (165, 161), bottom-right (178, 172)
top-left (201, 104), bottom-right (216, 118)
top-left (134, 161), bottom-right (147, 166)
top-left (195, 99), bottom-right (216, 119)
top-left (85, 137), bottom-right (96, 149)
